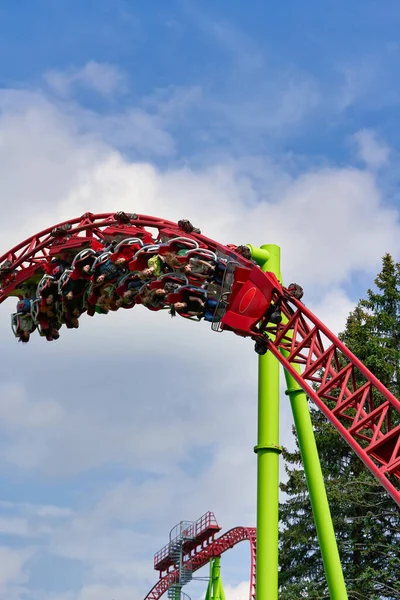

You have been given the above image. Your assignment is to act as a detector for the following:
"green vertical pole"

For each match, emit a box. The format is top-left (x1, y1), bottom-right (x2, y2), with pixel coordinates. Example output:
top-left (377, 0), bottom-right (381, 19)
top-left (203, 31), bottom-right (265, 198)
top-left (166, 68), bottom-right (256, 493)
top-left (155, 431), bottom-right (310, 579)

top-left (281, 354), bottom-right (348, 599)
top-left (206, 557), bottom-right (226, 600)
top-left (249, 244), bottom-right (281, 600)
top-left (205, 560), bottom-right (213, 600)
top-left (213, 557), bottom-right (223, 600)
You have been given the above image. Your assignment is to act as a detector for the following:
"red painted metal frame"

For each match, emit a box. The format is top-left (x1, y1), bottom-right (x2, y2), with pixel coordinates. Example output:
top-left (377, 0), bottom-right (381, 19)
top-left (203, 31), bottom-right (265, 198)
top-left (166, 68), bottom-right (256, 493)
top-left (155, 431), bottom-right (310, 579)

top-left (145, 527), bottom-right (256, 600)
top-left (0, 212), bottom-right (399, 506)
top-left (265, 294), bottom-right (400, 505)
top-left (0, 212), bottom-right (246, 301)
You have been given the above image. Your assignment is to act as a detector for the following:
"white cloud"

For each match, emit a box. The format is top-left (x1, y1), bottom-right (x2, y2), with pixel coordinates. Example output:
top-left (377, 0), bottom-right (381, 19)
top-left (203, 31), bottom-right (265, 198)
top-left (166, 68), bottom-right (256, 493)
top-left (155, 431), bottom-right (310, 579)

top-left (224, 580), bottom-right (251, 600)
top-left (77, 584), bottom-right (142, 600)
top-left (352, 128), bottom-right (390, 169)
top-left (44, 61), bottom-right (126, 98)
top-left (0, 546), bottom-right (32, 592)
top-left (336, 59), bottom-right (380, 111)
top-left (309, 288), bottom-right (355, 335)
top-left (73, 105), bottom-right (176, 155)
top-left (0, 382), bottom-right (65, 430)
top-left (0, 79), bottom-right (397, 599)
top-left (207, 71), bottom-right (320, 136)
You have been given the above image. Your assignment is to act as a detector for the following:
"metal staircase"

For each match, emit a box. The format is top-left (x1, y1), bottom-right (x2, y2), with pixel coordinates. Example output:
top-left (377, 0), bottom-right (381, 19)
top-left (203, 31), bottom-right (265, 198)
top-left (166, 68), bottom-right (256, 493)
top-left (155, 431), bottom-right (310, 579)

top-left (166, 521), bottom-right (195, 599)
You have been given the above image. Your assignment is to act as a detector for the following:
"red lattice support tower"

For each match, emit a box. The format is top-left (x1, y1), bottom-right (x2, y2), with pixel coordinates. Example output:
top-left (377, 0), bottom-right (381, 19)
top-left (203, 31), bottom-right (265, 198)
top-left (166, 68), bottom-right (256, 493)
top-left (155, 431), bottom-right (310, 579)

top-left (145, 527), bottom-right (256, 600)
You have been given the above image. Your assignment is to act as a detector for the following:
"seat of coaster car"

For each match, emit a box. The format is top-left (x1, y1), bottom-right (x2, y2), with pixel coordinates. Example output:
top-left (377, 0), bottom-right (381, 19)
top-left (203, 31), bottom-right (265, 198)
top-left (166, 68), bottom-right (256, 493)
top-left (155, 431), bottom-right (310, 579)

top-left (11, 312), bottom-right (36, 336)
top-left (30, 302), bottom-right (50, 328)
top-left (111, 237), bottom-right (144, 262)
top-left (166, 285), bottom-right (207, 305)
top-left (2, 264), bottom-right (44, 298)
top-left (89, 251), bottom-right (113, 273)
top-left (157, 228), bottom-right (207, 246)
top-left (48, 236), bottom-right (105, 260)
top-left (158, 237), bottom-right (199, 257)
top-left (53, 249), bottom-right (97, 283)
top-left (114, 272), bottom-right (144, 296)
top-left (58, 266), bottom-right (91, 296)
top-left (128, 245), bottom-right (160, 271)
top-left (165, 285), bottom-right (207, 319)
top-left (134, 287), bottom-right (168, 311)
top-left (173, 247), bottom-right (217, 265)
top-left (101, 226), bottom-right (154, 245)
top-left (173, 250), bottom-right (219, 285)
top-left (148, 273), bottom-right (189, 290)
top-left (134, 275), bottom-right (186, 307)
top-left (36, 275), bottom-right (61, 301)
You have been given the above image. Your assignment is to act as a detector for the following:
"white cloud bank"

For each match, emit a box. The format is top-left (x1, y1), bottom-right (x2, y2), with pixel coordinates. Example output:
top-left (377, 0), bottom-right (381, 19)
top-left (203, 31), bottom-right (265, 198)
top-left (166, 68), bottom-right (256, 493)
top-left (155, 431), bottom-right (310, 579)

top-left (0, 70), bottom-right (398, 599)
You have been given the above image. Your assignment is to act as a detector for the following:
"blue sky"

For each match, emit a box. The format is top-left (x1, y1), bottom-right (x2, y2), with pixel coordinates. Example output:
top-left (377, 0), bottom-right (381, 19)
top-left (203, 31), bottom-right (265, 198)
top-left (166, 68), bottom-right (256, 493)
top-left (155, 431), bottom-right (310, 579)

top-left (0, 1), bottom-right (400, 599)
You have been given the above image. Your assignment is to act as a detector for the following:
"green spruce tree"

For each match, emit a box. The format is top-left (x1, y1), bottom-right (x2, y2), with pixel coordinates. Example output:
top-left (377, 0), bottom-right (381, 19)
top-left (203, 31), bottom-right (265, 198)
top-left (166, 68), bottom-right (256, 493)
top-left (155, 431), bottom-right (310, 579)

top-left (279, 254), bottom-right (400, 600)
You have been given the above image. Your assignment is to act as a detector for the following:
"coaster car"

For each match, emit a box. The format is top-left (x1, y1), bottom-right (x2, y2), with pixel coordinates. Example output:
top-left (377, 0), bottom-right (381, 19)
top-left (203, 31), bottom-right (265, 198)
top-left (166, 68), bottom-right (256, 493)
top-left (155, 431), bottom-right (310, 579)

top-left (216, 263), bottom-right (283, 337)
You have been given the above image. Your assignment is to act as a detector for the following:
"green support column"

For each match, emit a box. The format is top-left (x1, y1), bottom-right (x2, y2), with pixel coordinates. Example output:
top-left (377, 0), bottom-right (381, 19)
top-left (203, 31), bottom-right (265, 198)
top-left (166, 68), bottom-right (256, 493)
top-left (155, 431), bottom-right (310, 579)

top-left (249, 244), bottom-right (281, 600)
top-left (281, 355), bottom-right (348, 599)
top-left (205, 561), bottom-right (212, 600)
top-left (205, 557), bottom-right (226, 600)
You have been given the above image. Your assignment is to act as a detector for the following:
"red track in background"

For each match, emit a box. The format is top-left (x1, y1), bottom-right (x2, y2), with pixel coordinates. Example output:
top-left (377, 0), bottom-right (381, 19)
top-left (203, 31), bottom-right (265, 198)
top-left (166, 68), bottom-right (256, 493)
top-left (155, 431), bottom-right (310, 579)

top-left (0, 212), bottom-right (399, 505)
top-left (145, 527), bottom-right (257, 600)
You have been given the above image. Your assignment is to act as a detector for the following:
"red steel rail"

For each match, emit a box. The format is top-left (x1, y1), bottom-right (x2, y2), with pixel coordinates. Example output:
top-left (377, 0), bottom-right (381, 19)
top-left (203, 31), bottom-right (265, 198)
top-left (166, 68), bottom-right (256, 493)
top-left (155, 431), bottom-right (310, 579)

top-left (264, 295), bottom-right (400, 505)
top-left (145, 527), bottom-right (256, 600)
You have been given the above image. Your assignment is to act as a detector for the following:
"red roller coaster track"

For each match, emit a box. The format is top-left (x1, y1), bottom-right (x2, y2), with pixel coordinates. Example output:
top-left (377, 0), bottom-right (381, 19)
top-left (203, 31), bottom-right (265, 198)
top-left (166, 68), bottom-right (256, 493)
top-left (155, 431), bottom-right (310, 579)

top-left (145, 526), bottom-right (257, 600)
top-left (0, 212), bottom-right (399, 506)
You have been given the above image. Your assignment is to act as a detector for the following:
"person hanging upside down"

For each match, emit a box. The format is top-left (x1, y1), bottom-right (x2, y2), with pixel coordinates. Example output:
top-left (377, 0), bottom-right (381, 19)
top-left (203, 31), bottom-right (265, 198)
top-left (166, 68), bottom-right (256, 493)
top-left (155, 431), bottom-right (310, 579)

top-left (94, 257), bottom-right (127, 285)
top-left (16, 296), bottom-right (32, 315)
top-left (12, 313), bottom-right (37, 343)
top-left (138, 286), bottom-right (169, 310)
top-left (38, 315), bottom-right (62, 341)
top-left (139, 254), bottom-right (171, 279)
top-left (169, 287), bottom-right (219, 320)
top-left (114, 272), bottom-right (146, 308)
top-left (60, 276), bottom-right (87, 321)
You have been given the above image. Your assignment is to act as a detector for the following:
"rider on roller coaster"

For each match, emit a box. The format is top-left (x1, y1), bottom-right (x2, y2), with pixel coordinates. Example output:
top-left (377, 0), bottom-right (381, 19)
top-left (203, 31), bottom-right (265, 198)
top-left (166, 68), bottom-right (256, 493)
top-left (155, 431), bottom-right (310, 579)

top-left (8, 215), bottom-right (269, 343)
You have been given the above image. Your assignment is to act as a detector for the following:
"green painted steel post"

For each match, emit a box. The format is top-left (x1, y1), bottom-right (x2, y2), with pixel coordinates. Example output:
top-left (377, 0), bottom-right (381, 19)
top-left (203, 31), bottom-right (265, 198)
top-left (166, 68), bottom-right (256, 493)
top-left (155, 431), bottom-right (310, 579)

top-left (205, 560), bottom-right (212, 600)
top-left (249, 244), bottom-right (281, 600)
top-left (213, 556), bottom-right (225, 600)
top-left (281, 353), bottom-right (348, 599)
top-left (205, 557), bottom-right (226, 600)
